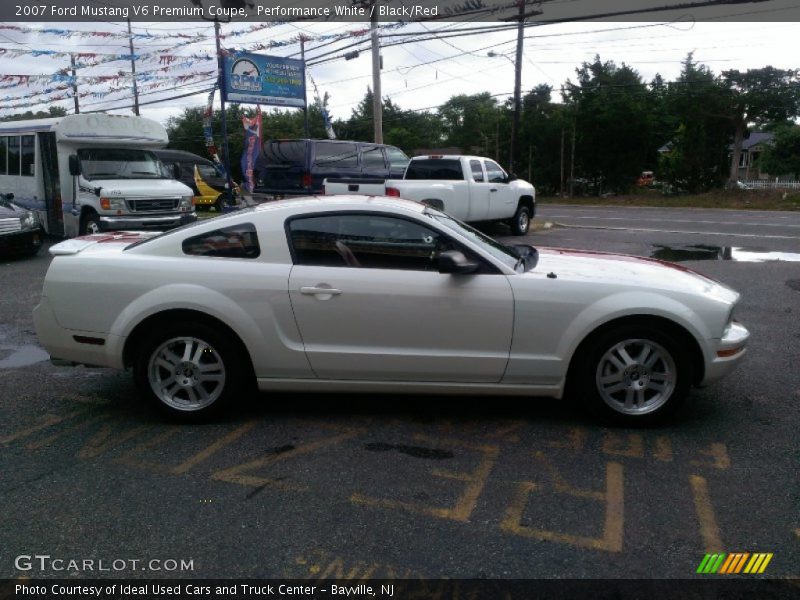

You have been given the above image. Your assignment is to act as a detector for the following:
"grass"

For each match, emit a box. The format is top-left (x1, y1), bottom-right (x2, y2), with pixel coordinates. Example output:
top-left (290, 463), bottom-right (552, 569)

top-left (538, 189), bottom-right (800, 211)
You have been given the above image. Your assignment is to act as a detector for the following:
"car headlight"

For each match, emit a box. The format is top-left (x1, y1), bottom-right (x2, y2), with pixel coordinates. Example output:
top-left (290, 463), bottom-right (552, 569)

top-left (100, 197), bottom-right (126, 210)
top-left (180, 196), bottom-right (194, 209)
top-left (21, 211), bottom-right (38, 229)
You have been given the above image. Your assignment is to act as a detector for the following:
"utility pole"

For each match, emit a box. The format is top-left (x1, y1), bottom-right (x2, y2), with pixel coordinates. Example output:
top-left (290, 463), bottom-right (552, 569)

top-left (369, 0), bottom-right (382, 143)
top-left (127, 18), bottom-right (140, 115)
top-left (70, 54), bottom-right (79, 114)
top-left (569, 122), bottom-right (576, 198)
top-left (300, 37), bottom-right (309, 138)
top-left (510, 0), bottom-right (525, 175)
top-left (559, 126), bottom-right (564, 197)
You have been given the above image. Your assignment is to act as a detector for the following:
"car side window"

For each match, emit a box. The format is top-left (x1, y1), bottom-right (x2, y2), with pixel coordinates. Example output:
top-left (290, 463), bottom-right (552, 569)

top-left (289, 214), bottom-right (468, 271)
top-left (485, 160), bottom-right (507, 184)
top-left (314, 142), bottom-right (359, 168)
top-left (361, 146), bottom-right (387, 170)
top-left (385, 146), bottom-right (410, 170)
top-left (182, 223), bottom-right (260, 259)
top-left (470, 160), bottom-right (485, 182)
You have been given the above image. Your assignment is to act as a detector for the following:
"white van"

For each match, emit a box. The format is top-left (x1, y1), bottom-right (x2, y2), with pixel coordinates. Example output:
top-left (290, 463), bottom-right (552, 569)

top-left (0, 114), bottom-right (196, 237)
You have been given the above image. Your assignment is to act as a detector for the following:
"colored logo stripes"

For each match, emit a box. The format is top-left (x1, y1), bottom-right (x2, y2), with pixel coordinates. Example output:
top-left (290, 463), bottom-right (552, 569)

top-left (697, 552), bottom-right (773, 574)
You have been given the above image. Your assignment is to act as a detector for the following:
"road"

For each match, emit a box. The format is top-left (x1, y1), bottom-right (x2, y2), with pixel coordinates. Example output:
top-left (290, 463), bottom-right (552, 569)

top-left (0, 204), bottom-right (798, 586)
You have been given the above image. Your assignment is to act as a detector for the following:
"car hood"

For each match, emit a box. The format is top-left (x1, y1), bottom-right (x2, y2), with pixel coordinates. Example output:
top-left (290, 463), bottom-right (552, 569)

top-left (532, 247), bottom-right (739, 302)
top-left (49, 231), bottom-right (159, 256)
top-left (82, 178), bottom-right (193, 197)
top-left (0, 201), bottom-right (28, 217)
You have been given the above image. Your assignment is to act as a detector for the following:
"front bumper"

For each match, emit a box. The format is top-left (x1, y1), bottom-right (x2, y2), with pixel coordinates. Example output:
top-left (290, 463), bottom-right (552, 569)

top-left (701, 321), bottom-right (750, 384)
top-left (98, 212), bottom-right (197, 231)
top-left (0, 227), bottom-right (44, 255)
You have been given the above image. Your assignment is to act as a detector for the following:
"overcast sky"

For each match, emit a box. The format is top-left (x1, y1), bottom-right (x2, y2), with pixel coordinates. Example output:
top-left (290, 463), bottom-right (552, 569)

top-left (1, 17), bottom-right (798, 128)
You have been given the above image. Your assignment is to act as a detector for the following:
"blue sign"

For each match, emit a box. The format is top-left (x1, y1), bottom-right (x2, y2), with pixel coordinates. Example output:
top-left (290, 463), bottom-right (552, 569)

top-left (222, 52), bottom-right (305, 108)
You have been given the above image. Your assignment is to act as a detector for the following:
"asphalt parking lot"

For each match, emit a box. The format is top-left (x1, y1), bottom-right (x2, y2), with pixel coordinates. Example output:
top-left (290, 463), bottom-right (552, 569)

top-left (0, 204), bottom-right (798, 582)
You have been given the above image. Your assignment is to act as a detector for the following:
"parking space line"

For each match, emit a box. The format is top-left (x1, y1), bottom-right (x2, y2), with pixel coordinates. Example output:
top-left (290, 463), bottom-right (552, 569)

top-left (25, 413), bottom-right (110, 450)
top-left (690, 474), bottom-right (724, 552)
top-left (350, 435), bottom-right (499, 523)
top-left (171, 421), bottom-right (258, 474)
top-left (653, 437), bottom-right (674, 462)
top-left (543, 427), bottom-right (587, 452)
top-left (501, 460), bottom-right (624, 552)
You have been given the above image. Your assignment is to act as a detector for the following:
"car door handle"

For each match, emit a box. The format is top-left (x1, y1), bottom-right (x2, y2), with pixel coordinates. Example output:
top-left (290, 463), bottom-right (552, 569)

top-left (300, 286), bottom-right (342, 296)
top-left (490, 188), bottom-right (498, 192)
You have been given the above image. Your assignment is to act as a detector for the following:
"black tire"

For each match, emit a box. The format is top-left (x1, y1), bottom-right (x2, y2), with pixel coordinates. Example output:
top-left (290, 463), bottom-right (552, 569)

top-left (569, 324), bottom-right (693, 426)
top-left (133, 321), bottom-right (249, 421)
top-left (509, 204), bottom-right (531, 236)
top-left (79, 211), bottom-right (101, 236)
top-left (214, 195), bottom-right (225, 213)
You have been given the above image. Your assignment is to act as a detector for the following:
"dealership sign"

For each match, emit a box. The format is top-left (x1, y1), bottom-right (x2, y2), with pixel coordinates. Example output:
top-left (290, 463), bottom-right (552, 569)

top-left (222, 52), bottom-right (305, 108)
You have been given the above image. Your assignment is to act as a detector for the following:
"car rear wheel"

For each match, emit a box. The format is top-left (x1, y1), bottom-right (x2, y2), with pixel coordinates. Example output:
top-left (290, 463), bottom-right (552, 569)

top-left (510, 205), bottom-right (531, 236)
top-left (571, 324), bottom-right (692, 425)
top-left (134, 322), bottom-right (247, 420)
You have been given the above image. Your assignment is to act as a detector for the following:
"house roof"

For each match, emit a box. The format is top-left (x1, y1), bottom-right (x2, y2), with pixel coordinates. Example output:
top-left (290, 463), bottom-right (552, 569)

top-left (734, 131), bottom-right (774, 151)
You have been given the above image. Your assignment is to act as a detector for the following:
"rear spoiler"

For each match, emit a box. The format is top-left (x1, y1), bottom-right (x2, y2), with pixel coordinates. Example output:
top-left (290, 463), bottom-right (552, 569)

top-left (49, 231), bottom-right (158, 256)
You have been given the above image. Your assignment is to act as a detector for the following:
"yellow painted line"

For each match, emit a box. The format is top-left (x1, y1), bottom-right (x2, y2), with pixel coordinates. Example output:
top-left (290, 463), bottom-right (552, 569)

top-left (171, 421), bottom-right (258, 474)
top-left (544, 427), bottom-right (587, 452)
top-left (352, 435), bottom-right (499, 523)
top-left (500, 461), bottom-right (624, 552)
top-left (212, 429), bottom-right (363, 491)
top-left (602, 433), bottom-right (644, 458)
top-left (758, 553), bottom-right (773, 574)
top-left (653, 436), bottom-right (673, 462)
top-left (0, 409), bottom-right (87, 445)
top-left (114, 429), bottom-right (180, 471)
top-left (25, 413), bottom-right (110, 450)
top-left (691, 442), bottom-right (730, 470)
top-left (689, 474), bottom-right (724, 553)
top-left (76, 423), bottom-right (151, 460)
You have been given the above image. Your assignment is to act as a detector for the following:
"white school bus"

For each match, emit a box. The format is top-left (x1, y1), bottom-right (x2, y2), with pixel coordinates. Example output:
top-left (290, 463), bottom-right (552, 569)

top-left (0, 114), bottom-right (196, 237)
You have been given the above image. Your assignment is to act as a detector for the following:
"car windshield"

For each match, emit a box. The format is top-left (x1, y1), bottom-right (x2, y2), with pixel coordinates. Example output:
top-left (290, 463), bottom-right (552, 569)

top-left (424, 209), bottom-right (524, 271)
top-left (78, 148), bottom-right (166, 181)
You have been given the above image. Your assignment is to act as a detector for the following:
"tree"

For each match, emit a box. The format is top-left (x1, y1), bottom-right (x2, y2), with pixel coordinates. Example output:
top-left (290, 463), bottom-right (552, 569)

top-left (0, 106), bottom-right (68, 122)
top-left (759, 123), bottom-right (800, 179)
top-left (721, 66), bottom-right (800, 185)
top-left (517, 84), bottom-right (569, 194)
top-left (563, 56), bottom-right (653, 193)
top-left (438, 92), bottom-right (500, 155)
top-left (658, 55), bottom-right (732, 193)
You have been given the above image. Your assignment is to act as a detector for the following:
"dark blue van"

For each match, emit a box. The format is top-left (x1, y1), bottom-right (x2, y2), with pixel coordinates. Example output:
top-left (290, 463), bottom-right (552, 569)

top-left (254, 139), bottom-right (410, 196)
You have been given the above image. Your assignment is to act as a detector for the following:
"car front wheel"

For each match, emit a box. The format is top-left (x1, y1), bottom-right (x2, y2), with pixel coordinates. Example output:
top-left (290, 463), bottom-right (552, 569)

top-left (510, 205), bottom-right (531, 236)
top-left (134, 322), bottom-right (247, 419)
top-left (572, 324), bottom-right (692, 425)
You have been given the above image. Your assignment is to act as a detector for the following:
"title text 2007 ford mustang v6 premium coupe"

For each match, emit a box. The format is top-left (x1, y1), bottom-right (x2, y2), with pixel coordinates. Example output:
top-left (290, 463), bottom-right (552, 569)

top-left (34, 196), bottom-right (749, 424)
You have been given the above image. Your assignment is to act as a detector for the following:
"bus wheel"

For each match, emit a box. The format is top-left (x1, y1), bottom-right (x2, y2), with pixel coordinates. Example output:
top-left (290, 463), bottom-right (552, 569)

top-left (214, 196), bottom-right (224, 212)
top-left (80, 211), bottom-right (101, 235)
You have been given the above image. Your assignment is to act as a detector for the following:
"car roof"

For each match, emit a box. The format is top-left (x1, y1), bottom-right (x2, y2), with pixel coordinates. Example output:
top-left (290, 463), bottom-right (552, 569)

top-left (152, 149), bottom-right (212, 162)
top-left (251, 194), bottom-right (426, 215)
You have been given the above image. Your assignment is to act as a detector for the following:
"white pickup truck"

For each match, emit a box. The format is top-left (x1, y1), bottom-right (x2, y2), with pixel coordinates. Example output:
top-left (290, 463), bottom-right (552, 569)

top-left (323, 155), bottom-right (536, 235)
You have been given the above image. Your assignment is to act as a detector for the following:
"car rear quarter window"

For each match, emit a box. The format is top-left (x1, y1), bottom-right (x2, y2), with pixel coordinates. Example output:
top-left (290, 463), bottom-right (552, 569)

top-left (264, 141), bottom-right (306, 166)
top-left (405, 159), bottom-right (464, 180)
top-left (385, 146), bottom-right (410, 169)
top-left (314, 142), bottom-right (359, 169)
top-left (182, 223), bottom-right (260, 259)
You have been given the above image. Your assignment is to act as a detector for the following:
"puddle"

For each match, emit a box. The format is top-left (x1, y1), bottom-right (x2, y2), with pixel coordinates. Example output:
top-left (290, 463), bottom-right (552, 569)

top-left (0, 344), bottom-right (50, 369)
top-left (651, 245), bottom-right (800, 263)
top-left (364, 442), bottom-right (454, 460)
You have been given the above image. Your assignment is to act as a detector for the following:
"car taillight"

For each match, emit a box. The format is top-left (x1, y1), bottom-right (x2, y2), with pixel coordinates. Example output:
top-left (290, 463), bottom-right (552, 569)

top-left (386, 187), bottom-right (400, 198)
top-left (302, 173), bottom-right (312, 188)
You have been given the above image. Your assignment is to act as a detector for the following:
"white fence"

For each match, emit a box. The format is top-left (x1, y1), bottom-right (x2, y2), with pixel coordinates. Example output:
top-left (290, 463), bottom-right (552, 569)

top-left (740, 180), bottom-right (800, 190)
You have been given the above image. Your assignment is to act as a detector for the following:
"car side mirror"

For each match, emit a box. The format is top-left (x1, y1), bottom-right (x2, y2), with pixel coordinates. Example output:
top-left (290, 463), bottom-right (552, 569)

top-left (507, 173), bottom-right (517, 182)
top-left (68, 154), bottom-right (81, 176)
top-left (3, 193), bottom-right (13, 200)
top-left (438, 250), bottom-right (480, 275)
top-left (173, 163), bottom-right (181, 179)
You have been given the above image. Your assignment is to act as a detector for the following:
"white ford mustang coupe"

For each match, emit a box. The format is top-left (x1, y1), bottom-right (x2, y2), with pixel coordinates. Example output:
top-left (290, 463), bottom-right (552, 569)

top-left (34, 196), bottom-right (749, 424)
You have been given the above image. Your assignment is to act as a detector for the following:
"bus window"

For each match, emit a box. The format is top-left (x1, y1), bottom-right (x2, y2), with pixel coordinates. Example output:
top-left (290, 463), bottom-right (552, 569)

top-left (21, 135), bottom-right (35, 176)
top-left (7, 136), bottom-right (20, 176)
top-left (0, 137), bottom-right (7, 175)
